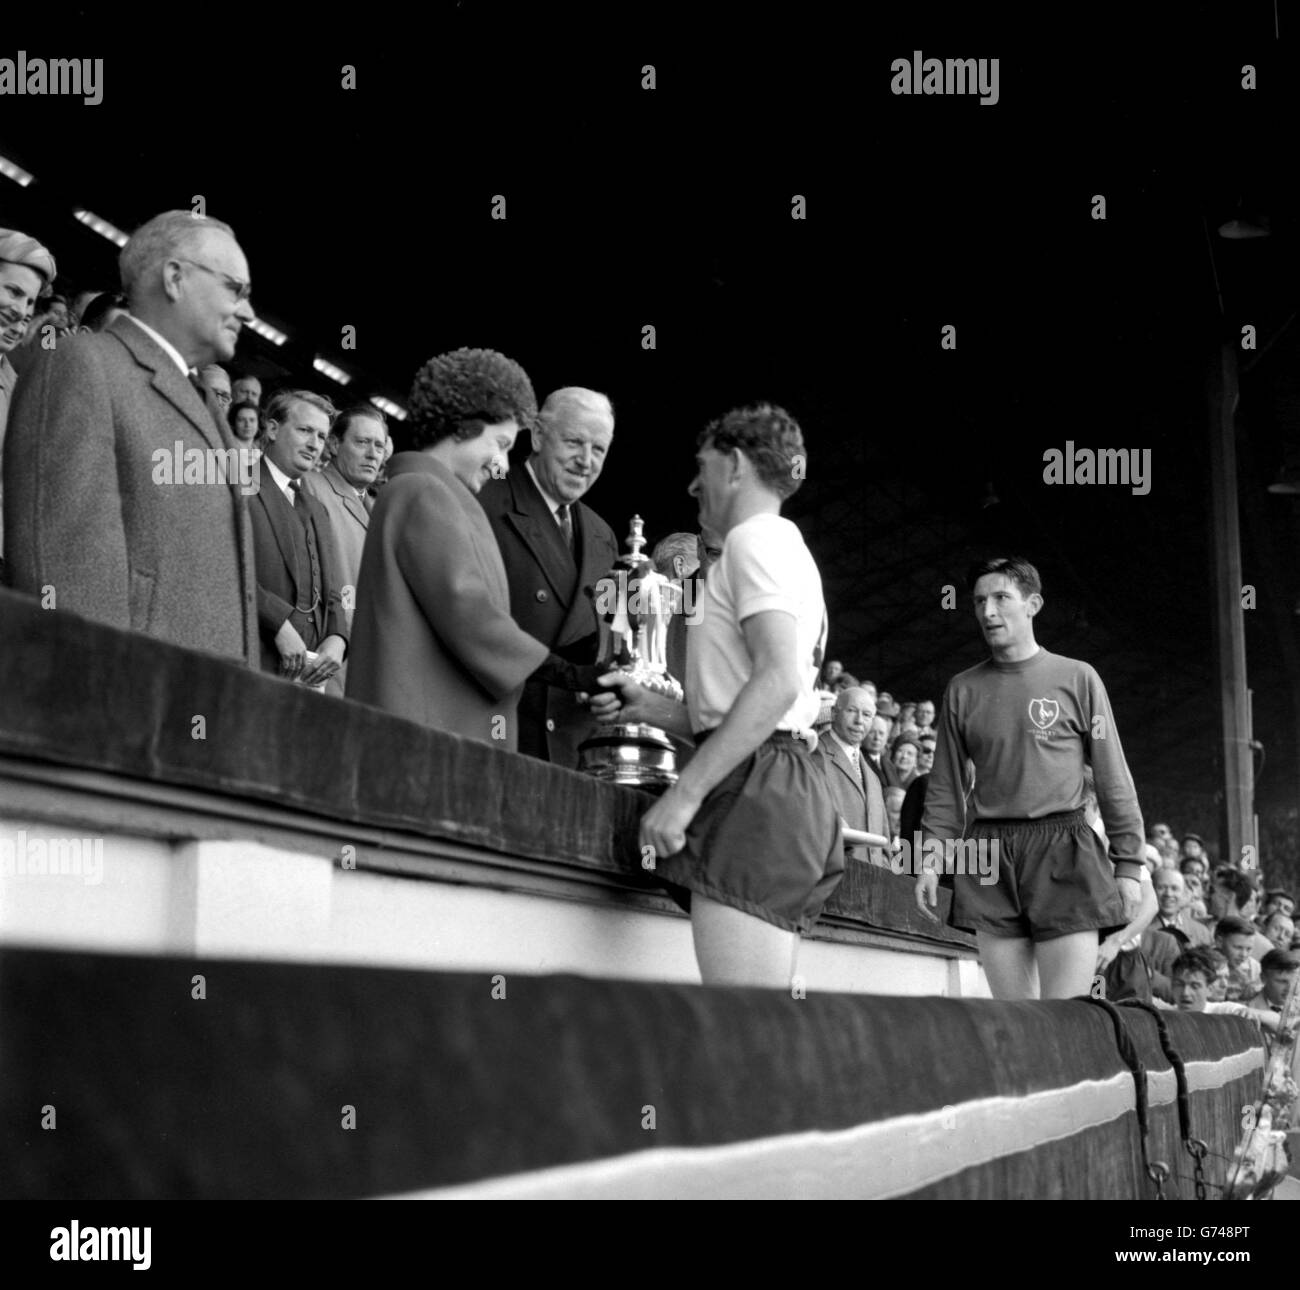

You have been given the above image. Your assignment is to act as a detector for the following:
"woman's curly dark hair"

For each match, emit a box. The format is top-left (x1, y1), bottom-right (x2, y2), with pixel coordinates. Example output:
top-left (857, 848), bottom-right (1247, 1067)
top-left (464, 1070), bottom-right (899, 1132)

top-left (407, 347), bottom-right (538, 450)
top-left (698, 402), bottom-right (806, 500)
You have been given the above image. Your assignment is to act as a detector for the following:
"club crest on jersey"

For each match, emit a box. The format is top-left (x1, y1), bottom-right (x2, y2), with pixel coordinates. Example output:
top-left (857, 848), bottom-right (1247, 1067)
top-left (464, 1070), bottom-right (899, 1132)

top-left (1028, 698), bottom-right (1060, 730)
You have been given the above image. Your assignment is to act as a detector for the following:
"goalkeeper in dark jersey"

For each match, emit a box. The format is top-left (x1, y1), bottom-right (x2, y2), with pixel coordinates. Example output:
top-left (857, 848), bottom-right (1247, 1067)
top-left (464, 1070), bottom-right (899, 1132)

top-left (915, 557), bottom-right (1144, 1000)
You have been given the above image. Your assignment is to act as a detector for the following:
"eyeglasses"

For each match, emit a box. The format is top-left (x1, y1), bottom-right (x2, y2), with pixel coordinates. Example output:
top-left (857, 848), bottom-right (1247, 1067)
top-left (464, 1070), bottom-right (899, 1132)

top-left (177, 257), bottom-right (252, 303)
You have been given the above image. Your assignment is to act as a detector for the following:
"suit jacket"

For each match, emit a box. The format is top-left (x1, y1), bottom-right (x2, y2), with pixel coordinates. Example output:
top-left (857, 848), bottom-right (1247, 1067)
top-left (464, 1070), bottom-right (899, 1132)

top-left (248, 469), bottom-right (348, 674)
top-left (300, 462), bottom-right (370, 617)
top-left (3, 316), bottom-right (257, 664)
top-left (478, 464), bottom-right (618, 766)
top-left (864, 751), bottom-right (902, 790)
top-left (814, 735), bottom-right (889, 866)
top-left (1140, 925), bottom-right (1183, 1003)
top-left (1149, 912), bottom-right (1212, 949)
top-left (300, 462), bottom-right (371, 697)
top-left (345, 453), bottom-right (550, 749)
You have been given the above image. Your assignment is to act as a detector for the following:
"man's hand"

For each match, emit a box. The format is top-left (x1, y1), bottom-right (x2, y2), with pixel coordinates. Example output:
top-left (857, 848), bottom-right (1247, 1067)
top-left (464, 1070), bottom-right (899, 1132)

top-left (640, 784), bottom-right (700, 861)
top-left (274, 620), bottom-right (308, 677)
top-left (301, 634), bottom-right (345, 686)
top-left (1096, 935), bottom-right (1123, 970)
top-left (1117, 876), bottom-right (1142, 923)
top-left (915, 868), bottom-right (939, 921)
top-left (584, 672), bottom-right (646, 724)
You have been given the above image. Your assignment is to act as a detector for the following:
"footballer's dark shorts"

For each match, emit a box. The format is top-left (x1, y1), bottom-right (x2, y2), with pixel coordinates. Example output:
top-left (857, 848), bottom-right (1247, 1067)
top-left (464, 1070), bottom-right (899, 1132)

top-left (653, 728), bottom-right (844, 935)
top-left (949, 807), bottom-right (1127, 942)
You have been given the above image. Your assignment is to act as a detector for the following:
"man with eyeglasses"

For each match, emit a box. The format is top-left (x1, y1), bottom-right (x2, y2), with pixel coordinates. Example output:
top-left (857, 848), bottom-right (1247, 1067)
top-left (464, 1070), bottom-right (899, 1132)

top-left (4, 210), bottom-right (260, 665)
top-left (199, 364), bottom-right (233, 416)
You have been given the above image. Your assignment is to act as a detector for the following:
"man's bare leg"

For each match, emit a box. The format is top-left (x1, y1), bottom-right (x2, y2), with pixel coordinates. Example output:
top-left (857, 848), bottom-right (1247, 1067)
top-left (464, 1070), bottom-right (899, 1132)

top-left (977, 932), bottom-right (1040, 1000)
top-left (1036, 930), bottom-right (1100, 999)
top-left (693, 894), bottom-right (797, 988)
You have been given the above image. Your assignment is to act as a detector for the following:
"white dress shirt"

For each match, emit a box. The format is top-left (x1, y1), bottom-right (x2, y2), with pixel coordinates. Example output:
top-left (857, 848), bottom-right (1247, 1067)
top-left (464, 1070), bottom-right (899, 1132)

top-left (125, 314), bottom-right (189, 376)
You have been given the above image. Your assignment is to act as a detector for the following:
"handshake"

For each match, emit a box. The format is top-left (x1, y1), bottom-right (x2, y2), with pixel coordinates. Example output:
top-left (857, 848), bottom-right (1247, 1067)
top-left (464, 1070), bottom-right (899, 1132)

top-left (529, 654), bottom-right (659, 728)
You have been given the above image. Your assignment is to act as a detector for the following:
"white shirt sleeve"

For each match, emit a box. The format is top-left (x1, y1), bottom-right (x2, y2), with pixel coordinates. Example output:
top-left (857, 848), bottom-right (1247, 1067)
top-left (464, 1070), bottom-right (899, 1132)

top-left (726, 520), bottom-right (805, 622)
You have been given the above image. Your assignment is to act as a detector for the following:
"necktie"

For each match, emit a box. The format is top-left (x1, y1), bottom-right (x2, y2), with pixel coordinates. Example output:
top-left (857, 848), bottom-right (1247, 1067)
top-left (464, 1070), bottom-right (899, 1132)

top-left (557, 503), bottom-right (574, 552)
top-left (289, 479), bottom-right (310, 526)
top-left (188, 369), bottom-right (224, 435)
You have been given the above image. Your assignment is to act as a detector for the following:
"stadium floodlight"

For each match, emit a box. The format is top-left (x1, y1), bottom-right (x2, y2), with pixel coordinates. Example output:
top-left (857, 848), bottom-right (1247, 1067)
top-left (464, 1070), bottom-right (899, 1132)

top-left (369, 396), bottom-right (407, 421)
top-left (0, 155), bottom-right (35, 187)
top-left (313, 357), bottom-right (352, 386)
top-left (72, 207), bottom-right (128, 247)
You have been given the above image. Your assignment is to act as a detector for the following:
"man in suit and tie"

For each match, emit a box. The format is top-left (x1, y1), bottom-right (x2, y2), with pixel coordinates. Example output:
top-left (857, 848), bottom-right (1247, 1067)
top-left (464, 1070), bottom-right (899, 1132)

top-left (4, 210), bottom-right (258, 664)
top-left (1146, 867), bottom-right (1212, 947)
top-left (862, 713), bottom-right (902, 789)
top-left (479, 386), bottom-right (619, 766)
top-left (248, 389), bottom-right (347, 684)
top-left (813, 686), bottom-right (890, 866)
top-left (301, 405), bottom-right (387, 696)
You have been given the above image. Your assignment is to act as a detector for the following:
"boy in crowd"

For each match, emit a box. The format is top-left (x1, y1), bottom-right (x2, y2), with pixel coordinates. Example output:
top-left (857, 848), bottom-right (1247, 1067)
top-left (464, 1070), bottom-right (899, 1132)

top-left (1244, 949), bottom-right (1300, 1017)
top-left (1169, 949), bottom-right (1280, 1031)
top-left (1215, 915), bottom-right (1263, 1001)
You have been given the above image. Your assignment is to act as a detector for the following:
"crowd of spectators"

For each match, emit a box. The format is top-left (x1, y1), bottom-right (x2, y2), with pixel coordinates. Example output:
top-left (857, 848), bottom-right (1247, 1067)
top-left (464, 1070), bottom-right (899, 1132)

top-left (0, 213), bottom-right (720, 760)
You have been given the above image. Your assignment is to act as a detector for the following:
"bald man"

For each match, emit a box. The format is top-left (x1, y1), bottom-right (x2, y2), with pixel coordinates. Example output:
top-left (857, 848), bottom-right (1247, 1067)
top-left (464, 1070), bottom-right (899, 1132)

top-left (5, 210), bottom-right (258, 664)
top-left (1149, 868), bottom-right (1212, 947)
top-left (479, 386), bottom-right (619, 766)
top-left (812, 686), bottom-right (890, 866)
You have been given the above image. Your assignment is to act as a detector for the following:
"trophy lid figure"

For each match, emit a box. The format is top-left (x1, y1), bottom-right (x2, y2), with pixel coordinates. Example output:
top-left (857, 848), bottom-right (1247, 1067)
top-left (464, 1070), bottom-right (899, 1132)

top-left (578, 516), bottom-right (684, 786)
top-left (593, 516), bottom-right (683, 697)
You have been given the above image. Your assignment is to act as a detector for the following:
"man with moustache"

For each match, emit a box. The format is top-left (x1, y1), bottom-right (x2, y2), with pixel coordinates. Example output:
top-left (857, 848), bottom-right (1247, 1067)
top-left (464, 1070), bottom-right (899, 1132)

top-left (5, 211), bottom-right (258, 663)
top-left (248, 390), bottom-right (348, 684)
top-left (0, 228), bottom-right (57, 574)
top-left (301, 405), bottom-right (387, 697)
top-left (479, 386), bottom-right (619, 766)
top-left (232, 373), bottom-right (262, 408)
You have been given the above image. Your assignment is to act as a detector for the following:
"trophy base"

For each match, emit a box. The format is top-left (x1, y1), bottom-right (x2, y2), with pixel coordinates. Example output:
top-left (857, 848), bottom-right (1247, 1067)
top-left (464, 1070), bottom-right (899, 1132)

top-left (578, 723), bottom-right (679, 790)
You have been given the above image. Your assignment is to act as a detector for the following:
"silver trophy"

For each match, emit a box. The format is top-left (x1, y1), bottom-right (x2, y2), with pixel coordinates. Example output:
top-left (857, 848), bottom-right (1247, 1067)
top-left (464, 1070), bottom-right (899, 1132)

top-left (578, 515), bottom-right (685, 789)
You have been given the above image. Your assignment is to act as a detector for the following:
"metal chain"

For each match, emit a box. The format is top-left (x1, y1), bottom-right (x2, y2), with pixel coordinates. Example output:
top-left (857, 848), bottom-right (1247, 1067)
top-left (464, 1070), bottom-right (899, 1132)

top-left (1187, 1138), bottom-right (1210, 1202)
top-left (1147, 1161), bottom-right (1170, 1201)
